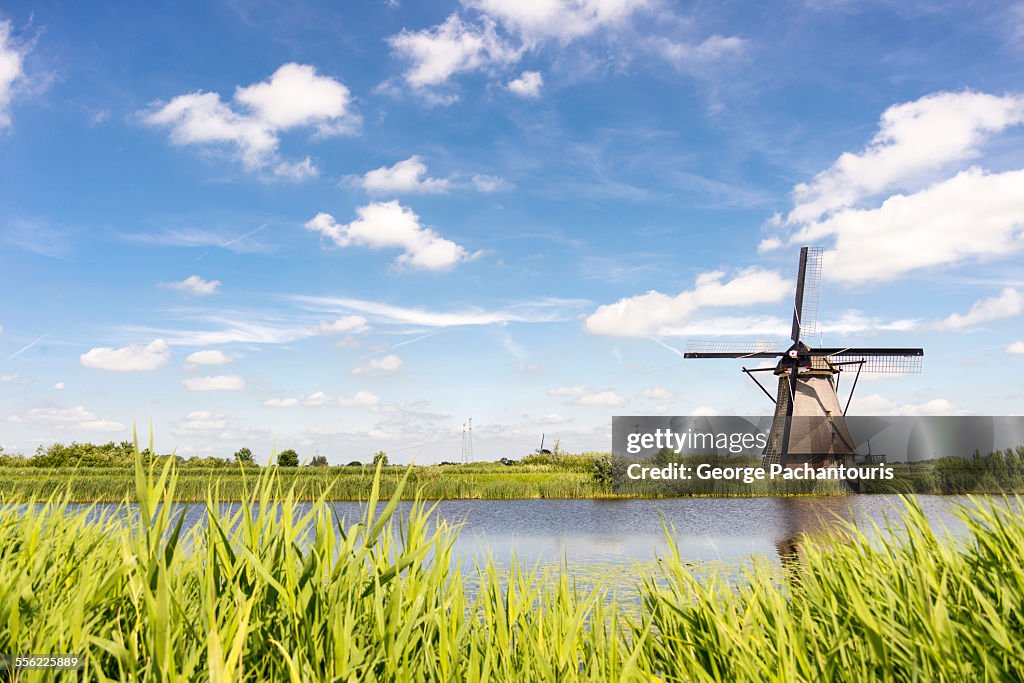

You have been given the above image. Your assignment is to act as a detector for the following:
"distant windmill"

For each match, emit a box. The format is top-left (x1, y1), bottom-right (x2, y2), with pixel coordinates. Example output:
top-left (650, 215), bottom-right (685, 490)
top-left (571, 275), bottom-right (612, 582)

top-left (684, 247), bottom-right (923, 469)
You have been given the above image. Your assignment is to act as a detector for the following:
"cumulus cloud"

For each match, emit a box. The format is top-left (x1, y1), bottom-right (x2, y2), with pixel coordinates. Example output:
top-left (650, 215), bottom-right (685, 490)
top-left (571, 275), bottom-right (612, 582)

top-left (319, 316), bottom-right (369, 334)
top-left (1007, 341), bottom-right (1024, 353)
top-left (359, 156), bottom-right (450, 194)
top-left (798, 168), bottom-right (1024, 283)
top-left (768, 91), bottom-right (1024, 283)
top-left (466, 0), bottom-right (649, 43)
top-left (305, 202), bottom-right (474, 271)
top-left (182, 375), bottom-right (246, 391)
top-left (585, 268), bottom-right (791, 337)
top-left (185, 349), bottom-right (233, 365)
top-left (507, 70), bottom-right (543, 97)
top-left (8, 405), bottom-right (123, 433)
top-left (53, 382), bottom-right (65, 390)
top-left (163, 274), bottom-right (221, 296)
top-left (0, 21), bottom-right (29, 128)
top-left (143, 63), bottom-right (358, 175)
top-left (352, 354), bottom-right (403, 374)
top-left (937, 288), bottom-right (1024, 330)
top-left (788, 91), bottom-right (1024, 225)
top-left (80, 339), bottom-right (171, 372)
top-left (388, 14), bottom-right (519, 91)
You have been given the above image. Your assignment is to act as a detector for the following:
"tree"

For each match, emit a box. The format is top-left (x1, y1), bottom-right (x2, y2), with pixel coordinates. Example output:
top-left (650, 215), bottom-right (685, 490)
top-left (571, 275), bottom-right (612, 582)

top-left (277, 449), bottom-right (299, 467)
top-left (234, 447), bottom-right (254, 464)
top-left (309, 454), bottom-right (328, 467)
top-left (346, 460), bottom-right (362, 467)
top-left (372, 451), bottom-right (389, 467)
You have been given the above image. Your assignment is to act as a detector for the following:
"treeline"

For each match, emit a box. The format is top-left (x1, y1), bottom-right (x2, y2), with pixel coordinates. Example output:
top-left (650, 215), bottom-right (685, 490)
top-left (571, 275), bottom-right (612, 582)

top-left (867, 446), bottom-right (1024, 494)
top-left (0, 441), bottom-right (603, 471)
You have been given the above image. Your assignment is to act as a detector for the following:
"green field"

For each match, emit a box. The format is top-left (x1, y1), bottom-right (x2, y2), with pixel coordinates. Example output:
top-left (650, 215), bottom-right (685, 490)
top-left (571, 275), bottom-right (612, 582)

top-left (1, 455), bottom-right (1023, 681)
top-left (3, 440), bottom-right (1024, 501)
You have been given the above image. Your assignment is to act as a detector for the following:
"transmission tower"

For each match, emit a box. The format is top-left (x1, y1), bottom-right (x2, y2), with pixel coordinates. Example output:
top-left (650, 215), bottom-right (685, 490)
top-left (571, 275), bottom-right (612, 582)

top-left (461, 418), bottom-right (474, 464)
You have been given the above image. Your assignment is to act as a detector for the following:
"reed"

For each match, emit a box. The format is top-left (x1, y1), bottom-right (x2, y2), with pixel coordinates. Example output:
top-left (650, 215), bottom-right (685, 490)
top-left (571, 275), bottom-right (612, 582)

top-left (1, 442), bottom-right (1022, 681)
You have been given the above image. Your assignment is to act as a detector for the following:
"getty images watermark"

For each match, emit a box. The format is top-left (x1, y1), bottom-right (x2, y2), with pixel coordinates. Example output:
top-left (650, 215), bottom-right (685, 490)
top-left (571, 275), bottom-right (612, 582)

top-left (623, 428), bottom-right (894, 482)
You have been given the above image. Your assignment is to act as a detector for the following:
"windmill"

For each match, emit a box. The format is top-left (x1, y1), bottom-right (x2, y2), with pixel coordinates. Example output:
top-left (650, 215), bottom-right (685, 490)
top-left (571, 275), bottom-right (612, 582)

top-left (683, 247), bottom-right (923, 469)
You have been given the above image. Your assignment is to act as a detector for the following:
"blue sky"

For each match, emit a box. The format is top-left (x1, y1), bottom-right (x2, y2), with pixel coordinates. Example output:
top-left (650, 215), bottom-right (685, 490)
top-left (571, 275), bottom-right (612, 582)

top-left (1, 1), bottom-right (1023, 464)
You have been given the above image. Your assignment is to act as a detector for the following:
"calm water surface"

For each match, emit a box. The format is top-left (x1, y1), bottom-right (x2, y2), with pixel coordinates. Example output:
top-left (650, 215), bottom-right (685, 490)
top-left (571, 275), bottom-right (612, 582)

top-left (72, 495), bottom-right (1002, 572)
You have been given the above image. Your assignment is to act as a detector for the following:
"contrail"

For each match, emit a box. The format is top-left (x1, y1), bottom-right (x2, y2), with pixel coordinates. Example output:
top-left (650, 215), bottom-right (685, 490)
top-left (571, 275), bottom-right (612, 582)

top-left (392, 330), bottom-right (446, 349)
top-left (194, 223), bottom-right (270, 262)
top-left (648, 336), bottom-right (686, 361)
top-left (5, 332), bottom-right (49, 362)
top-left (222, 222), bottom-right (270, 248)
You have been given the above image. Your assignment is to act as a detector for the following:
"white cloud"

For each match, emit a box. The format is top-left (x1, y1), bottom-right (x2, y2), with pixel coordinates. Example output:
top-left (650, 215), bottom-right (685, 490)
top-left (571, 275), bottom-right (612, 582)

top-left (575, 390), bottom-right (624, 407)
top-left (471, 174), bottom-right (511, 192)
top-left (787, 91), bottom-right (1024, 225)
top-left (173, 410), bottom-right (227, 434)
top-left (340, 391), bottom-right (381, 407)
top-left (650, 35), bottom-right (746, 70)
top-left (0, 21), bottom-right (28, 128)
top-left (53, 382), bottom-right (65, 390)
top-left (796, 168), bottom-right (1024, 283)
top-left (585, 268), bottom-right (791, 337)
top-left (352, 354), bottom-right (403, 374)
top-left (143, 63), bottom-right (358, 174)
top-left (164, 275), bottom-right (221, 296)
top-left (467, 0), bottom-right (649, 43)
top-left (264, 397), bottom-right (300, 407)
top-left (80, 339), bottom-right (171, 372)
top-left (185, 349), bottom-right (233, 365)
top-left (641, 385), bottom-right (675, 400)
top-left (388, 14), bottom-right (519, 91)
top-left (305, 202), bottom-right (474, 271)
top-left (692, 405), bottom-right (719, 417)
top-left (507, 70), bottom-right (543, 97)
top-left (182, 375), bottom-right (246, 391)
top-left (359, 156), bottom-right (450, 194)
top-left (320, 316), bottom-right (369, 334)
top-left (548, 386), bottom-right (588, 397)
top-left (936, 288), bottom-right (1023, 330)
top-left (1007, 341), bottom-right (1024, 354)
top-left (548, 385), bottom-right (623, 407)
top-left (851, 394), bottom-right (966, 416)
top-left (535, 413), bottom-right (571, 425)
top-left (8, 405), bottom-right (124, 433)
top-left (293, 293), bottom-right (585, 328)
top-left (273, 156), bottom-right (319, 180)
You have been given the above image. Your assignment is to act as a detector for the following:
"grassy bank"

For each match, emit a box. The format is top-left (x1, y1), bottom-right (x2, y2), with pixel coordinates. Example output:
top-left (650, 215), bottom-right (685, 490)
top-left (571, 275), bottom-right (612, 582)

top-left (2, 453), bottom-right (1024, 681)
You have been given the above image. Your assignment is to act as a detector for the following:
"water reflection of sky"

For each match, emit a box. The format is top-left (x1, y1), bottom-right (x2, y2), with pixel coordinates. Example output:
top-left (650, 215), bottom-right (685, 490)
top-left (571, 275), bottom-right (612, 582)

top-left (56, 495), bottom-right (1011, 572)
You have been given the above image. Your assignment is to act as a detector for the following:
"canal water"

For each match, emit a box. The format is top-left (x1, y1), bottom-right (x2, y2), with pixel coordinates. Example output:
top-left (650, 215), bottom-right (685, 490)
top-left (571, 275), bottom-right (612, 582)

top-left (72, 494), bottom-right (1001, 571)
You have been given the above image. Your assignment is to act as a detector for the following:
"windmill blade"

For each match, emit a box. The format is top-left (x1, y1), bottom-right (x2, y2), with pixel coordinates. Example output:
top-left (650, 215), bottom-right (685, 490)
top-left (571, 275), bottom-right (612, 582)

top-left (799, 246), bottom-right (822, 338)
top-left (807, 347), bottom-right (924, 374)
top-left (790, 246), bottom-right (823, 342)
top-left (684, 339), bottom-right (782, 359)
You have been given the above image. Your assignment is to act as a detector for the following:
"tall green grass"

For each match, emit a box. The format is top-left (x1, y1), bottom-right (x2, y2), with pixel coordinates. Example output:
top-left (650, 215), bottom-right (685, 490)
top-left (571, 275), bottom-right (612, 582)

top-left (1, 446), bottom-right (1023, 681)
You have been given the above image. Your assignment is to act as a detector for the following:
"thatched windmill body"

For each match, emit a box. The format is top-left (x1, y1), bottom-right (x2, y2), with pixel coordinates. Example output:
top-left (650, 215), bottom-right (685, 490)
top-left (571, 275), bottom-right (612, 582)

top-left (684, 247), bottom-right (923, 468)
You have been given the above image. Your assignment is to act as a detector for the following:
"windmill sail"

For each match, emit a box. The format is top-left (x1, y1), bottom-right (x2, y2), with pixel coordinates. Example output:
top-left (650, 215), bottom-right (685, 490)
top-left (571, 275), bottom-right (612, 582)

top-left (684, 340), bottom-right (780, 359)
top-left (790, 246), bottom-right (823, 342)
